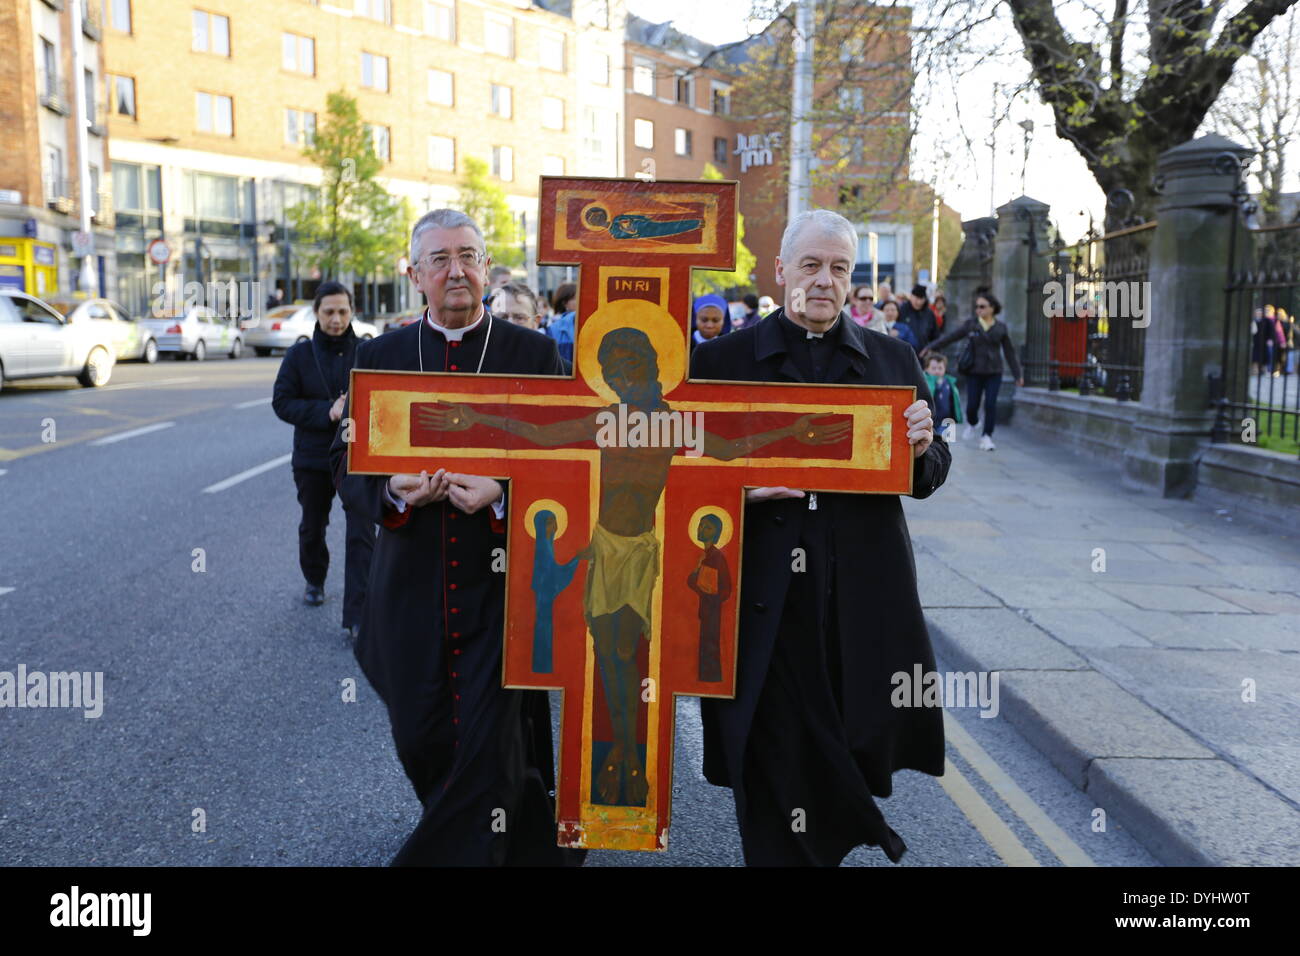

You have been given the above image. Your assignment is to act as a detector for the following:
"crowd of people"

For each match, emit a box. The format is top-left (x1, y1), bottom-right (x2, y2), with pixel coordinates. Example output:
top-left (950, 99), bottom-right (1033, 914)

top-left (1253, 305), bottom-right (1297, 377)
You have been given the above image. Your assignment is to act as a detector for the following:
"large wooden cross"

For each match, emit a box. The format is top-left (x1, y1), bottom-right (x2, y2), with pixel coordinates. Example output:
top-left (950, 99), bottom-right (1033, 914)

top-left (347, 177), bottom-right (915, 851)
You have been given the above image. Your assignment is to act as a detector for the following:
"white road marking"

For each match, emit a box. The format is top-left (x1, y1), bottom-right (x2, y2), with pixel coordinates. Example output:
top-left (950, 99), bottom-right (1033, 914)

top-left (943, 711), bottom-right (1097, 866)
top-left (0, 587), bottom-right (14, 596)
top-left (90, 421), bottom-right (176, 445)
top-left (233, 397), bottom-right (273, 409)
top-left (87, 376), bottom-right (201, 393)
top-left (203, 453), bottom-right (292, 494)
top-left (0, 469), bottom-right (7, 476)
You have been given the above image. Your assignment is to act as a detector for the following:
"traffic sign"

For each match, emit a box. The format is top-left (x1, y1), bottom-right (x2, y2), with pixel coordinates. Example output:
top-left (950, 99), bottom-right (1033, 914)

top-left (147, 238), bottom-right (171, 265)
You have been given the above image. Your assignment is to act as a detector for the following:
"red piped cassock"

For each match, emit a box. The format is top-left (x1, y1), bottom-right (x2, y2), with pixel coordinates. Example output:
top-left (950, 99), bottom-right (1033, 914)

top-left (331, 314), bottom-right (581, 866)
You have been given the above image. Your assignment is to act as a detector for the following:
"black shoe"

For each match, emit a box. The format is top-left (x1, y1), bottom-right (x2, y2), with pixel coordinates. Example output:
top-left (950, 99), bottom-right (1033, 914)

top-left (303, 585), bottom-right (325, 606)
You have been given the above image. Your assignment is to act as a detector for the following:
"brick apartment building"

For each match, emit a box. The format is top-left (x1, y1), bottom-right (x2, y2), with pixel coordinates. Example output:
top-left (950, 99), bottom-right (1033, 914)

top-left (623, 5), bottom-right (947, 298)
top-left (94, 0), bottom-right (625, 314)
top-left (0, 0), bottom-right (114, 299)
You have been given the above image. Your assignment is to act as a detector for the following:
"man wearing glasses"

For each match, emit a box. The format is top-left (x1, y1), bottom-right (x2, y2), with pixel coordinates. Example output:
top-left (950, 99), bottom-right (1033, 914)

top-left (329, 209), bottom-right (577, 866)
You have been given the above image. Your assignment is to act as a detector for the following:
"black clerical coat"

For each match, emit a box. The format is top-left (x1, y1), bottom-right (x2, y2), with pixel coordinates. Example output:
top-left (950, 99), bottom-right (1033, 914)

top-left (329, 313), bottom-right (579, 866)
top-left (689, 309), bottom-right (950, 865)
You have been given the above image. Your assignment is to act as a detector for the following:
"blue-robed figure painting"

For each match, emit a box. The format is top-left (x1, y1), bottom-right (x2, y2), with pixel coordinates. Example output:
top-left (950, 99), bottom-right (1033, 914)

top-left (531, 509), bottom-right (580, 673)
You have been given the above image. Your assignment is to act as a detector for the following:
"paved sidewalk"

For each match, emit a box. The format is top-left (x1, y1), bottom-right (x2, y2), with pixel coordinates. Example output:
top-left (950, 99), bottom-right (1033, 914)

top-left (902, 425), bottom-right (1300, 866)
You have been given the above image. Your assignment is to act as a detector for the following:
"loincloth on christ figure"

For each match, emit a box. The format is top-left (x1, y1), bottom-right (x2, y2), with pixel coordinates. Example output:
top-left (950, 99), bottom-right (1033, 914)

top-left (583, 523), bottom-right (660, 630)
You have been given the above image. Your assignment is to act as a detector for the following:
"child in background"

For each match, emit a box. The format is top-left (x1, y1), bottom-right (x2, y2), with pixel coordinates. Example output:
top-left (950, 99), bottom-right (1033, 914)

top-left (923, 353), bottom-right (964, 443)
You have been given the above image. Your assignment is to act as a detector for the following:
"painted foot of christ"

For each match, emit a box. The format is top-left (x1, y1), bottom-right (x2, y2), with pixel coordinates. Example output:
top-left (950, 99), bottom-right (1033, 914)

top-left (624, 755), bottom-right (648, 805)
top-left (597, 745), bottom-right (624, 804)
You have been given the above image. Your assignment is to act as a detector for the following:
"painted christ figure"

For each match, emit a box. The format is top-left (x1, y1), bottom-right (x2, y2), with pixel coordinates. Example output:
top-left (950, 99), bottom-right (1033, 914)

top-left (583, 206), bottom-right (703, 241)
top-left (417, 327), bottom-right (848, 806)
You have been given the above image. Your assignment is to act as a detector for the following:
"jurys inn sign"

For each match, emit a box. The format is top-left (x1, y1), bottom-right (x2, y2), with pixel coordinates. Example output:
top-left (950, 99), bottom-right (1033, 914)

top-left (735, 132), bottom-right (782, 173)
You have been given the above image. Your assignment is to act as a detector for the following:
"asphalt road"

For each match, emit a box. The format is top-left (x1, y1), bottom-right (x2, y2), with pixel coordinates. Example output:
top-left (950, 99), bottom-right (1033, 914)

top-left (0, 357), bottom-right (1159, 867)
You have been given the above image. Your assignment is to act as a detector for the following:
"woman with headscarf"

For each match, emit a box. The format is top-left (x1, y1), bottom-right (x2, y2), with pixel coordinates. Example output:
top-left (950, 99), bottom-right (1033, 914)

top-left (691, 293), bottom-right (732, 353)
top-left (530, 509), bottom-right (580, 673)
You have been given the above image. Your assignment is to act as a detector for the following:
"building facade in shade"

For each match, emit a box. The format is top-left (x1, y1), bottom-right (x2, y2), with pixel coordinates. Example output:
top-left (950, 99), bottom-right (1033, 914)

top-left (623, 5), bottom-right (941, 298)
top-left (0, 0), bottom-right (114, 299)
top-left (101, 0), bottom-right (626, 316)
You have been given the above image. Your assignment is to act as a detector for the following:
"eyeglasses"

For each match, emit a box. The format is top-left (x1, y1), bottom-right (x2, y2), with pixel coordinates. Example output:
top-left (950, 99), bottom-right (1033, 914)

top-left (414, 250), bottom-right (485, 273)
top-left (976, 302), bottom-right (992, 309)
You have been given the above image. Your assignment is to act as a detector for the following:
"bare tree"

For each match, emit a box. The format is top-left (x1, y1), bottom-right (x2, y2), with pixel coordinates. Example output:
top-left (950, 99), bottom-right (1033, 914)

top-left (1206, 6), bottom-right (1300, 223)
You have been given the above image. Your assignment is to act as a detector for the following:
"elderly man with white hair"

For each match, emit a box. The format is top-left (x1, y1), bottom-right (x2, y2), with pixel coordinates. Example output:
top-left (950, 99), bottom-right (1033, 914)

top-left (330, 208), bottom-right (579, 867)
top-left (690, 208), bottom-right (951, 867)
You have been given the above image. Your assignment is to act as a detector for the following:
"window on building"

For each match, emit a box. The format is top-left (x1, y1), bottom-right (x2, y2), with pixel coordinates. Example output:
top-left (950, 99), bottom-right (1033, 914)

top-left (713, 136), bottom-right (728, 165)
top-left (541, 96), bottom-right (564, 130)
top-left (192, 11), bottom-right (230, 56)
top-left (110, 0), bottom-right (131, 33)
top-left (633, 118), bottom-right (653, 149)
top-left (490, 84), bottom-right (512, 118)
top-left (858, 232), bottom-right (896, 264)
top-left (838, 86), bottom-right (865, 112)
top-left (424, 0), bottom-right (455, 40)
top-left (282, 33), bottom-right (315, 75)
top-left (427, 69), bottom-right (453, 105)
top-left (428, 135), bottom-right (455, 171)
top-left (840, 34), bottom-right (865, 63)
top-left (45, 145), bottom-right (63, 198)
top-left (542, 155), bottom-right (564, 176)
top-left (484, 15), bottom-right (513, 58)
top-left (112, 162), bottom-right (162, 219)
top-left (367, 124), bottom-right (390, 161)
top-left (582, 106), bottom-right (615, 167)
top-left (849, 136), bottom-right (865, 165)
top-left (355, 0), bottom-right (391, 24)
top-left (285, 108), bottom-right (317, 146)
top-left (711, 83), bottom-right (731, 115)
top-left (675, 71), bottom-right (694, 106)
top-left (84, 69), bottom-right (97, 121)
top-left (40, 38), bottom-right (57, 96)
top-left (539, 30), bottom-right (564, 71)
top-left (89, 164), bottom-right (101, 215)
top-left (491, 145), bottom-right (514, 181)
top-left (588, 52), bottom-right (610, 86)
top-left (108, 74), bottom-right (136, 117)
top-left (196, 91), bottom-right (233, 135)
top-left (632, 58), bottom-right (654, 96)
top-left (674, 127), bottom-right (692, 156)
top-left (361, 52), bottom-right (389, 91)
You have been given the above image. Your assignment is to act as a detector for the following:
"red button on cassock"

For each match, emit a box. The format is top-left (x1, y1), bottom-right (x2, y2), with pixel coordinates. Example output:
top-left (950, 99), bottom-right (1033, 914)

top-left (451, 608), bottom-right (459, 614)
top-left (449, 364), bottom-right (459, 371)
top-left (449, 583), bottom-right (458, 590)
top-left (453, 718), bottom-right (459, 725)
top-left (453, 648), bottom-right (461, 655)
top-left (452, 632), bottom-right (461, 638)
top-left (451, 671), bottom-right (458, 678)
top-left (449, 537), bottom-right (457, 543)
top-left (450, 560), bottom-right (459, 567)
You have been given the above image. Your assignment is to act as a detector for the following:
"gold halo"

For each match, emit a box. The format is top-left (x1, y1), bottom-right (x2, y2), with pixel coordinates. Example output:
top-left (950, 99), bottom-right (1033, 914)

top-left (524, 498), bottom-right (569, 540)
top-left (688, 505), bottom-right (733, 549)
top-left (577, 299), bottom-right (687, 403)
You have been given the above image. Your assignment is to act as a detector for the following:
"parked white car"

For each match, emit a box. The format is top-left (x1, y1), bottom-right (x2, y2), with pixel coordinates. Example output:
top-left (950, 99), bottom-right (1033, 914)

top-left (0, 288), bottom-right (117, 390)
top-left (244, 304), bottom-right (378, 356)
top-left (140, 306), bottom-right (244, 361)
top-left (45, 295), bottom-right (159, 364)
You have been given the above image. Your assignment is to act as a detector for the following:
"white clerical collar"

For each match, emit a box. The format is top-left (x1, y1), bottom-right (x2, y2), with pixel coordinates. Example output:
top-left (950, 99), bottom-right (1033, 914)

top-left (425, 305), bottom-right (485, 341)
top-left (807, 316), bottom-right (840, 340)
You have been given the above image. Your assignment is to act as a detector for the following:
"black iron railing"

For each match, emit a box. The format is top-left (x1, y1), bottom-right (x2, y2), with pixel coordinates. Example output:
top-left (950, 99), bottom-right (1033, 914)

top-left (1215, 221), bottom-right (1300, 457)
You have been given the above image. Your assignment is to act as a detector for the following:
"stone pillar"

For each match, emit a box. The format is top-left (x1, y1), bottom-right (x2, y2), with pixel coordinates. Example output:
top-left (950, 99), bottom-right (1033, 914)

top-left (991, 196), bottom-right (1050, 425)
top-left (1121, 133), bottom-right (1254, 497)
top-left (944, 217), bottom-right (997, 321)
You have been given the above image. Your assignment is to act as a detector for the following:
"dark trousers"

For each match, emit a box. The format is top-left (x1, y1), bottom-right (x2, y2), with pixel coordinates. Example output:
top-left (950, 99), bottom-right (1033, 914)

top-left (965, 373), bottom-right (1003, 437)
top-left (293, 466), bottom-right (375, 628)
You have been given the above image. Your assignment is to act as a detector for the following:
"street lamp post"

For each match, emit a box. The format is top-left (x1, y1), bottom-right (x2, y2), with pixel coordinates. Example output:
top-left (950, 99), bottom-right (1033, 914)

top-left (788, 0), bottom-right (816, 221)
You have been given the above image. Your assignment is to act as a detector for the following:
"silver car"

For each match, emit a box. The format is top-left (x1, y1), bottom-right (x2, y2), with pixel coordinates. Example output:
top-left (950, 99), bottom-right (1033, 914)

top-left (245, 304), bottom-right (378, 355)
top-left (45, 295), bottom-right (159, 364)
top-left (0, 288), bottom-right (117, 390)
top-left (141, 306), bottom-right (244, 361)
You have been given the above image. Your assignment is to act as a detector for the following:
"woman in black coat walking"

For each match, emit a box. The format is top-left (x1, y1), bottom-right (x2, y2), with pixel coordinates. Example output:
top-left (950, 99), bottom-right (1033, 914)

top-left (923, 291), bottom-right (1023, 451)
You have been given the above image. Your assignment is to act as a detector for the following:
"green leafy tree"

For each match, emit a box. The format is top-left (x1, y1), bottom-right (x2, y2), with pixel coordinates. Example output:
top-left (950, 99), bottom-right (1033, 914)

top-left (456, 156), bottom-right (523, 268)
top-left (692, 163), bottom-right (758, 297)
top-left (287, 90), bottom-right (411, 279)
